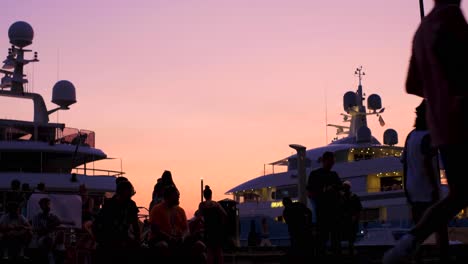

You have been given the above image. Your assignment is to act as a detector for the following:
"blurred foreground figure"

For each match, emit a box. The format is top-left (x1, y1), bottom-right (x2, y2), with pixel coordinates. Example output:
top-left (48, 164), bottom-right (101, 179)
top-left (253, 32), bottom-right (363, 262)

top-left (384, 0), bottom-right (468, 263)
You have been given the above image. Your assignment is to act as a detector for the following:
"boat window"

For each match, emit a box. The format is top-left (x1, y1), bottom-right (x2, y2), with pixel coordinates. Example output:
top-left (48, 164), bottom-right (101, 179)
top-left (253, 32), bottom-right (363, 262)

top-left (348, 147), bottom-right (403, 162)
top-left (275, 185), bottom-right (298, 200)
top-left (380, 176), bottom-right (403, 192)
top-left (288, 158), bottom-right (312, 170)
top-left (367, 171), bottom-right (403, 192)
top-left (360, 208), bottom-right (380, 222)
top-left (243, 192), bottom-right (260, 202)
top-left (0, 126), bottom-right (32, 141)
top-left (334, 150), bottom-right (349, 163)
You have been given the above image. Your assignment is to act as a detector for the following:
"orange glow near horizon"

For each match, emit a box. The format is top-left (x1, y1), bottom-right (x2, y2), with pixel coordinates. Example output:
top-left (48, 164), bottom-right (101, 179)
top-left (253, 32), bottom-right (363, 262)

top-left (1, 0), bottom-right (466, 218)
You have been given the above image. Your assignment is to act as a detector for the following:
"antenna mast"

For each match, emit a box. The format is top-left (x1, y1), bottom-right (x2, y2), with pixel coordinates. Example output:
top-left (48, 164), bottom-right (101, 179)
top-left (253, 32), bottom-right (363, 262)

top-left (324, 86), bottom-right (328, 144)
top-left (419, 0), bottom-right (425, 20)
top-left (354, 66), bottom-right (365, 106)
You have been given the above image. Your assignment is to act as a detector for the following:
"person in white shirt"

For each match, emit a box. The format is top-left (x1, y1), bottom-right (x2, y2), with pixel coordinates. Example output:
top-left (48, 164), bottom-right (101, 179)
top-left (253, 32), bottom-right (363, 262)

top-left (401, 100), bottom-right (449, 263)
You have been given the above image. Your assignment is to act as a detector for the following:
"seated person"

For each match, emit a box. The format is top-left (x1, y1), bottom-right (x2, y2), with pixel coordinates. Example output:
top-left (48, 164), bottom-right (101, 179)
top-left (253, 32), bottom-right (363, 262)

top-left (149, 185), bottom-right (206, 262)
top-left (0, 202), bottom-right (32, 260)
top-left (188, 210), bottom-right (204, 243)
top-left (31, 197), bottom-right (74, 263)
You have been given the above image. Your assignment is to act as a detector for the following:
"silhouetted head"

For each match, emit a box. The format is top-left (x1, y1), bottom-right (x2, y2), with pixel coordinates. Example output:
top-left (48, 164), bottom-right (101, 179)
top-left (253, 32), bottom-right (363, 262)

top-left (164, 184), bottom-right (180, 207)
top-left (37, 182), bottom-right (45, 191)
top-left (161, 170), bottom-right (174, 184)
top-left (414, 99), bottom-right (428, 130)
top-left (321, 151), bottom-right (335, 170)
top-left (115, 176), bottom-right (129, 185)
top-left (10, 179), bottom-right (20, 190)
top-left (282, 197), bottom-right (293, 207)
top-left (39, 197), bottom-right (51, 213)
top-left (203, 185), bottom-right (212, 200)
top-left (116, 180), bottom-right (135, 200)
top-left (343, 180), bottom-right (351, 192)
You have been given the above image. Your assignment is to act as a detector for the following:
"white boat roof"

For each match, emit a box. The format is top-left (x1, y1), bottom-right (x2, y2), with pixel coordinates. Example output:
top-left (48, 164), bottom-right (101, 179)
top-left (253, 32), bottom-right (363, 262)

top-left (0, 172), bottom-right (116, 193)
top-left (0, 141), bottom-right (106, 157)
top-left (225, 171), bottom-right (291, 194)
top-left (226, 157), bottom-right (402, 194)
top-left (270, 136), bottom-right (399, 167)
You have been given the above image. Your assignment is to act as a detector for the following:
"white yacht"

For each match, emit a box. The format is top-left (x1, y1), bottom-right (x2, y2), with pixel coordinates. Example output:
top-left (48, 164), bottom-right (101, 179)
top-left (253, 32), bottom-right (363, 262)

top-left (0, 21), bottom-right (119, 220)
top-left (225, 67), bottom-right (455, 244)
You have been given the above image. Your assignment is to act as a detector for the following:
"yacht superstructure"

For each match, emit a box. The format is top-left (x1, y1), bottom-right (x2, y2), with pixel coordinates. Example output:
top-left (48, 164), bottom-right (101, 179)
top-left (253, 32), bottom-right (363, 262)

top-left (0, 21), bottom-right (119, 209)
top-left (226, 67), bottom-right (452, 243)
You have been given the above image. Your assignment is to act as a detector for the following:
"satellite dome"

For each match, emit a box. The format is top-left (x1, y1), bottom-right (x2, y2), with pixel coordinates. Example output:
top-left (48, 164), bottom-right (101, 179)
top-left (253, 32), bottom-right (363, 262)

top-left (8, 21), bottom-right (34, 48)
top-left (383, 129), bottom-right (398, 146)
top-left (343, 91), bottom-right (357, 112)
top-left (52, 80), bottom-right (77, 108)
top-left (356, 126), bottom-right (371, 143)
top-left (367, 94), bottom-right (382, 111)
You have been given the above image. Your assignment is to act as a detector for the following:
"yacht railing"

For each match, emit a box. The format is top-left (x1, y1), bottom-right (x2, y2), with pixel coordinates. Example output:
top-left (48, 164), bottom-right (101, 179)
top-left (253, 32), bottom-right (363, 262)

top-left (73, 167), bottom-right (124, 177)
top-left (0, 122), bottom-right (95, 147)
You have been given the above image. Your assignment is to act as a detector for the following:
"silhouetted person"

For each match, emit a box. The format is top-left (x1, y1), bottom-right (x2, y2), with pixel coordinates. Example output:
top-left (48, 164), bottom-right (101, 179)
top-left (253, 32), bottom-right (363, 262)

top-left (259, 217), bottom-right (272, 247)
top-left (0, 202), bottom-right (32, 260)
top-left (94, 180), bottom-right (140, 264)
top-left (5, 179), bottom-right (25, 211)
top-left (384, 1), bottom-right (468, 263)
top-left (149, 170), bottom-right (177, 211)
top-left (31, 198), bottom-right (73, 264)
top-left (400, 100), bottom-right (449, 263)
top-left (307, 151), bottom-right (342, 258)
top-left (199, 185), bottom-right (227, 264)
top-left (247, 219), bottom-right (258, 247)
top-left (79, 184), bottom-right (95, 223)
top-left (21, 183), bottom-right (32, 198)
top-left (20, 183), bottom-right (32, 215)
top-left (115, 176), bottom-right (129, 185)
top-left (149, 178), bottom-right (163, 210)
top-left (282, 197), bottom-right (313, 262)
top-left (188, 210), bottom-right (205, 243)
top-left (149, 185), bottom-right (205, 263)
top-left (35, 182), bottom-right (46, 193)
top-left (340, 181), bottom-right (362, 256)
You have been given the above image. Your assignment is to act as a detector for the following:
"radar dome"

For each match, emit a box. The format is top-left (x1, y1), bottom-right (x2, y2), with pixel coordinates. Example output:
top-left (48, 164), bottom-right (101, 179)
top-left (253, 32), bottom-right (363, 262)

top-left (367, 94), bottom-right (382, 111)
top-left (356, 126), bottom-right (371, 143)
top-left (383, 129), bottom-right (398, 146)
top-left (52, 80), bottom-right (77, 108)
top-left (8, 21), bottom-right (34, 48)
top-left (343, 91), bottom-right (357, 112)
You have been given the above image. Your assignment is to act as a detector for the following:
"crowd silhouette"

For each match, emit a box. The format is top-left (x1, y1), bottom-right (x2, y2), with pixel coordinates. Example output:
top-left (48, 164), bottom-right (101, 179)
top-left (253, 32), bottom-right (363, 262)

top-left (1, 2), bottom-right (466, 261)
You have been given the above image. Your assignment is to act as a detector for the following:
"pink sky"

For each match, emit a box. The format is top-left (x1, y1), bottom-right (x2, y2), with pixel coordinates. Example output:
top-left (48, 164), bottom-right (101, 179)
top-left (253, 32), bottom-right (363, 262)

top-left (1, 0), bottom-right (467, 217)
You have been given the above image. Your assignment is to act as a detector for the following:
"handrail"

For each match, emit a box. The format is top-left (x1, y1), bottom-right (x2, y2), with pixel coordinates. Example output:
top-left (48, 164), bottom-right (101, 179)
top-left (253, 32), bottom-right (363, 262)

top-left (74, 167), bottom-right (125, 177)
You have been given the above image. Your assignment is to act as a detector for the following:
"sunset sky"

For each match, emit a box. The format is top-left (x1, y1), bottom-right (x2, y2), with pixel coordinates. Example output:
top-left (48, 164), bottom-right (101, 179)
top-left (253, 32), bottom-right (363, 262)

top-left (1, 0), bottom-right (467, 217)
